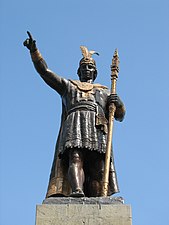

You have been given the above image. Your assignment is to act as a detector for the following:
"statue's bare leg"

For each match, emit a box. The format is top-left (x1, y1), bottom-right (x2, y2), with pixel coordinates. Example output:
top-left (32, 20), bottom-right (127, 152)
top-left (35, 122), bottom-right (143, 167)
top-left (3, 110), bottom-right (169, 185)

top-left (68, 148), bottom-right (85, 197)
top-left (85, 151), bottom-right (105, 197)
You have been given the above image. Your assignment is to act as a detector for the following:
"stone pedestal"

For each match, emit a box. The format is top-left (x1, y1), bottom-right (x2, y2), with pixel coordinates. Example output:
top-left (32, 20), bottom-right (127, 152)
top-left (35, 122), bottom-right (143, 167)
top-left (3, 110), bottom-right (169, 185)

top-left (35, 197), bottom-right (132, 225)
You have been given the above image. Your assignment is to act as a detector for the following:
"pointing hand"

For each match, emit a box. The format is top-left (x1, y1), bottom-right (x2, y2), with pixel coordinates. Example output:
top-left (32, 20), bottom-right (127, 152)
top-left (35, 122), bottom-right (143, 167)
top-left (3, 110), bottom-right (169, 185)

top-left (23, 31), bottom-right (37, 53)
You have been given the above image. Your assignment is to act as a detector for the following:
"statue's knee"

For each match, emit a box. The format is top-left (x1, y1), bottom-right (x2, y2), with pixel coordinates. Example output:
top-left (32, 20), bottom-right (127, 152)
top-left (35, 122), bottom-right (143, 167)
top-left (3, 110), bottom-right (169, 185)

top-left (69, 150), bottom-right (82, 164)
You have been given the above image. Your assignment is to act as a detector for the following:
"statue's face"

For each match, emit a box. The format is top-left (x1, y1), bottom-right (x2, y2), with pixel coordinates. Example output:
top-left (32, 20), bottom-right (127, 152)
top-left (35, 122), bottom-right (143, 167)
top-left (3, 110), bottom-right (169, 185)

top-left (79, 63), bottom-right (96, 82)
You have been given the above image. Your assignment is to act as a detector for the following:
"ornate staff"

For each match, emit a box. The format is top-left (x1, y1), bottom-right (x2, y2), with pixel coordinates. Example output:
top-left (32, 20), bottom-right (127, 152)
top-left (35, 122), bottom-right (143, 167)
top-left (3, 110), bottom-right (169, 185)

top-left (102, 49), bottom-right (120, 196)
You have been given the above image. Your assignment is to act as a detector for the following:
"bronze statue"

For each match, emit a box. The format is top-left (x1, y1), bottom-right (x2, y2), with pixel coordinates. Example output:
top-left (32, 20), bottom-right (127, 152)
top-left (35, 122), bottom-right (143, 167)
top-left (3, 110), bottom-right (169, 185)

top-left (23, 31), bottom-right (125, 197)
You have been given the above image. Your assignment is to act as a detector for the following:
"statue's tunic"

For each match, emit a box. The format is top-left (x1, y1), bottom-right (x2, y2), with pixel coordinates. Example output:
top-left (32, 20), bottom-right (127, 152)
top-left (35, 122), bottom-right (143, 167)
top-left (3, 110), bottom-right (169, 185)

top-left (58, 80), bottom-right (110, 155)
top-left (30, 50), bottom-right (125, 197)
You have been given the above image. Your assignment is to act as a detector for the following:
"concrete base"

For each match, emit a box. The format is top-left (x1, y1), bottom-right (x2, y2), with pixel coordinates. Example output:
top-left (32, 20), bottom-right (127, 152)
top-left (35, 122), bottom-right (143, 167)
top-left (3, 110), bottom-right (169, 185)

top-left (35, 197), bottom-right (132, 225)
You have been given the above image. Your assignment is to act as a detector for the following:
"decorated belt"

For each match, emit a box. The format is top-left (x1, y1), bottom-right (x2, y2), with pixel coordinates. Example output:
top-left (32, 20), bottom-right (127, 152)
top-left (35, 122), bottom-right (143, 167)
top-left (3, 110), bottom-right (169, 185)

top-left (67, 102), bottom-right (97, 115)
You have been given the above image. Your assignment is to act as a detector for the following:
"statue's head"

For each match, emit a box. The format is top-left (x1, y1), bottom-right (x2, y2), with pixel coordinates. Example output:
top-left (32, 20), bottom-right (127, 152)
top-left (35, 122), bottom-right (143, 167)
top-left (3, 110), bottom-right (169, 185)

top-left (77, 46), bottom-right (99, 82)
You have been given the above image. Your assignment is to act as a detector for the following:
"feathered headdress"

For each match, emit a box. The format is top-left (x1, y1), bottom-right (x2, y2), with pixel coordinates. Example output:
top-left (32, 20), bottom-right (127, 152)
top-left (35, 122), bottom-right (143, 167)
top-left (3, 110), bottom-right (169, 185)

top-left (79, 46), bottom-right (99, 66)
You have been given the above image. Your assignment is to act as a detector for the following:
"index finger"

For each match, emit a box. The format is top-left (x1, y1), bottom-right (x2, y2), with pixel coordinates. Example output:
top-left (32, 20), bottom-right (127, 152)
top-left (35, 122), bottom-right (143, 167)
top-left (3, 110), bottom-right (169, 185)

top-left (27, 31), bottom-right (33, 40)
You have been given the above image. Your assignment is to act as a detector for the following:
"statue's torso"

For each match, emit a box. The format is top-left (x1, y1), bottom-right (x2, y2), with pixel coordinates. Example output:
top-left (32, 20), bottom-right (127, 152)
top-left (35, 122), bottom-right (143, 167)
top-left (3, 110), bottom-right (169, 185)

top-left (62, 80), bottom-right (110, 113)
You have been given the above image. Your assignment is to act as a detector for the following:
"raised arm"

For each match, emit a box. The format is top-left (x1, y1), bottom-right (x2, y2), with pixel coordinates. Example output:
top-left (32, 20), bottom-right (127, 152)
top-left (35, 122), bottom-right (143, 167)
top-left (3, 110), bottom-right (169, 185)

top-left (23, 31), bottom-right (67, 96)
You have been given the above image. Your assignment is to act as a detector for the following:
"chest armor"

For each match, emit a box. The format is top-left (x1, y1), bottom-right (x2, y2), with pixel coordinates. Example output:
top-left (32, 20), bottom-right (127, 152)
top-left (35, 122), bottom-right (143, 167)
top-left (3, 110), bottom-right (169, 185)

top-left (64, 80), bottom-right (109, 110)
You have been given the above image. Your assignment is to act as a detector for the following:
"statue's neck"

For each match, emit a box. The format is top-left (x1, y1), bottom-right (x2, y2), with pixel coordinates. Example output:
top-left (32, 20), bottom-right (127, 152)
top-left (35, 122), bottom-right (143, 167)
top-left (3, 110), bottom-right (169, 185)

top-left (80, 79), bottom-right (93, 84)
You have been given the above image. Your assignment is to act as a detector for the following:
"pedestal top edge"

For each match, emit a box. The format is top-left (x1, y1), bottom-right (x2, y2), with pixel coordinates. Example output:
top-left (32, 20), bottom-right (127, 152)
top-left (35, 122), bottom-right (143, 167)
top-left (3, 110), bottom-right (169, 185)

top-left (42, 196), bottom-right (125, 205)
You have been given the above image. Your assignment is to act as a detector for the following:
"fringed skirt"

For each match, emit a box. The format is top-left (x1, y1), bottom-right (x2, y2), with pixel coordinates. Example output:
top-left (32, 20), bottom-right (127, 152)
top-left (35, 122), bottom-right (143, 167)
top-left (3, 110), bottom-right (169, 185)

top-left (59, 110), bottom-right (107, 154)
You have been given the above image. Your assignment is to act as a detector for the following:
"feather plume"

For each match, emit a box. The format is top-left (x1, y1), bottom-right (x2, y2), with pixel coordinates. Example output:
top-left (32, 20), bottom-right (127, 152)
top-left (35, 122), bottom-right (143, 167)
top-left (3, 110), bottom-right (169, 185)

top-left (80, 46), bottom-right (99, 58)
top-left (89, 50), bottom-right (99, 57)
top-left (80, 46), bottom-right (89, 58)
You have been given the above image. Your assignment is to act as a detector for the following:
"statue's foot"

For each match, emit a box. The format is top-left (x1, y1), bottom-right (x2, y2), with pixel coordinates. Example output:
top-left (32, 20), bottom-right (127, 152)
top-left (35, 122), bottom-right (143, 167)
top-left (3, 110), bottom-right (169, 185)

top-left (70, 189), bottom-right (85, 197)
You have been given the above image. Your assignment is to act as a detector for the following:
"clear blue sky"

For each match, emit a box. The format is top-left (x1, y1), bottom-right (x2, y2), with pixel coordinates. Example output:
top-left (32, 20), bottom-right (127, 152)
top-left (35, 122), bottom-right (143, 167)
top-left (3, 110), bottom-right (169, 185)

top-left (1, 0), bottom-right (169, 224)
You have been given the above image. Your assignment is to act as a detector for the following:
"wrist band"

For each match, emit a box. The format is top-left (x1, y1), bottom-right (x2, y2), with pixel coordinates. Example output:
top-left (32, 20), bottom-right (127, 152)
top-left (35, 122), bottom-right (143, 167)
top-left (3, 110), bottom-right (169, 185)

top-left (31, 50), bottom-right (43, 62)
